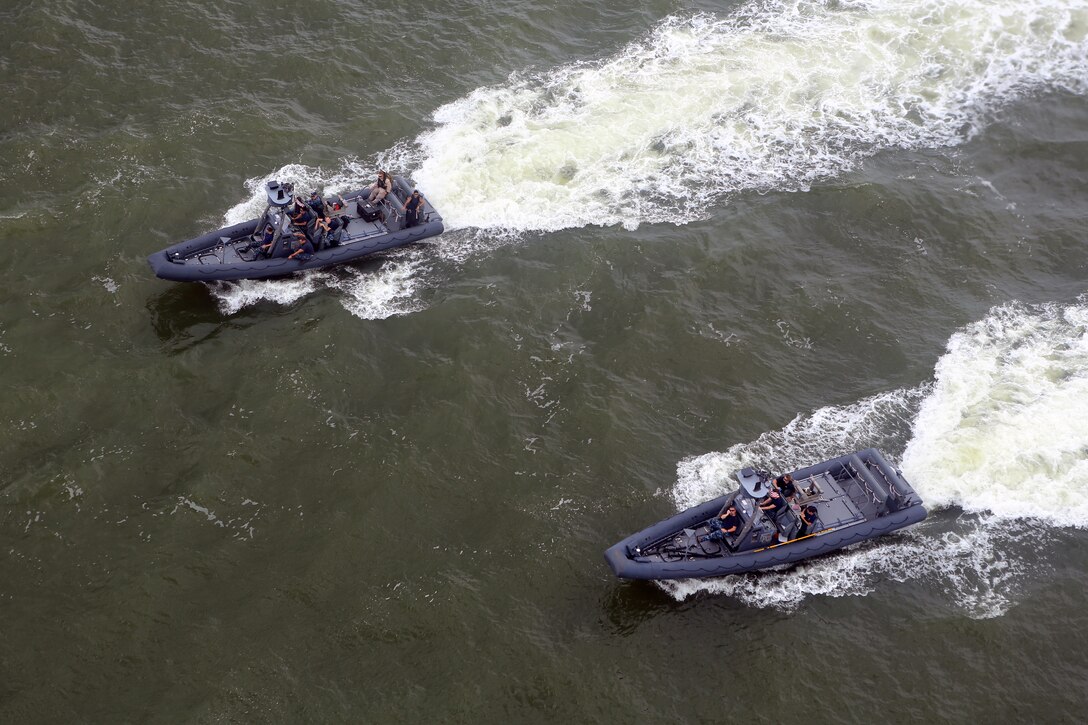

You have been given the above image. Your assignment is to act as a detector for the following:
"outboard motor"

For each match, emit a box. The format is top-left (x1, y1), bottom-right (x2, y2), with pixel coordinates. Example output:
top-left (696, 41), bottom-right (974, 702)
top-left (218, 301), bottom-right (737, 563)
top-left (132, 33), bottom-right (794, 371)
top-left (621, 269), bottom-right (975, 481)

top-left (266, 180), bottom-right (294, 207)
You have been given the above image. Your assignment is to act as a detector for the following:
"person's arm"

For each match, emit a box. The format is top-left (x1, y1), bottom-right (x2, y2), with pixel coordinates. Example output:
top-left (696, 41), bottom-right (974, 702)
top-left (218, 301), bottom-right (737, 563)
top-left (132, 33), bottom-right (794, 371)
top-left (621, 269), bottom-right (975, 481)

top-left (286, 233), bottom-right (305, 257)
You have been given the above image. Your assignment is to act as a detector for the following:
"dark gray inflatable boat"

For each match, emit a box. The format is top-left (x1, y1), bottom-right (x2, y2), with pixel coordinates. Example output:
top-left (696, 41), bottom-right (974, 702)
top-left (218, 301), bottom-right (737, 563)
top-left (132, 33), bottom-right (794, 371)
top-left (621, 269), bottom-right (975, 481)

top-left (147, 176), bottom-right (443, 282)
top-left (604, 448), bottom-right (926, 580)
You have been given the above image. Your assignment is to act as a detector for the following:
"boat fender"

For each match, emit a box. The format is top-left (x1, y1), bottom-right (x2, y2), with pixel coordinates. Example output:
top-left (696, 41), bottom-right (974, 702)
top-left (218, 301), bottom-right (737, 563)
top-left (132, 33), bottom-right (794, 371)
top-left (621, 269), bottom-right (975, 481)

top-left (848, 454), bottom-right (893, 512)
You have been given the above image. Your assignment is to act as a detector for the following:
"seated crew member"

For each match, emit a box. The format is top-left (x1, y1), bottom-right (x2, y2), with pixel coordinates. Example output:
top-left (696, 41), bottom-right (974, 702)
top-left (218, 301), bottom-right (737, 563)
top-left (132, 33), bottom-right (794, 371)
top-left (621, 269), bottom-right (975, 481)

top-left (248, 224), bottom-right (275, 255)
top-left (263, 235), bottom-right (292, 258)
top-left (702, 504), bottom-right (740, 544)
top-left (775, 473), bottom-right (797, 502)
top-left (287, 231), bottom-right (314, 261)
top-left (312, 215), bottom-right (334, 250)
top-left (307, 190), bottom-right (329, 217)
top-left (758, 489), bottom-right (786, 521)
top-left (402, 189), bottom-right (425, 228)
top-left (289, 198), bottom-right (314, 228)
top-left (796, 505), bottom-right (818, 538)
top-left (366, 170), bottom-right (393, 203)
top-left (324, 215), bottom-right (346, 246)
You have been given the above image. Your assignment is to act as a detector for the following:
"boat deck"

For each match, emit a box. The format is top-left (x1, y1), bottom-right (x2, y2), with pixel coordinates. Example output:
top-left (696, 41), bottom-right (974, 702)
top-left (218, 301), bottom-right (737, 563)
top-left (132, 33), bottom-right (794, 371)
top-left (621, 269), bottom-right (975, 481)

top-left (191, 212), bottom-right (399, 267)
top-left (642, 469), bottom-right (874, 563)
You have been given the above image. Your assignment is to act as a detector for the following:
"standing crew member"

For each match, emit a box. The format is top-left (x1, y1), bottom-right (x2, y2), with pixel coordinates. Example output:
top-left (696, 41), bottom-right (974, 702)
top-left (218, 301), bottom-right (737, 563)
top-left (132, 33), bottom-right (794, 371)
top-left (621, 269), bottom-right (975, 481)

top-left (796, 505), bottom-right (818, 538)
top-left (402, 189), bottom-right (425, 228)
top-left (307, 190), bottom-right (329, 217)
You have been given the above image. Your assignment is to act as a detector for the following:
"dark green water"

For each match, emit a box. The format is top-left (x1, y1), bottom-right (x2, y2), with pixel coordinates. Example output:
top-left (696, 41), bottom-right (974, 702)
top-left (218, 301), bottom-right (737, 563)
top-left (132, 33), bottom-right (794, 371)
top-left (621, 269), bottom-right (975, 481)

top-left (3, 0), bottom-right (1088, 721)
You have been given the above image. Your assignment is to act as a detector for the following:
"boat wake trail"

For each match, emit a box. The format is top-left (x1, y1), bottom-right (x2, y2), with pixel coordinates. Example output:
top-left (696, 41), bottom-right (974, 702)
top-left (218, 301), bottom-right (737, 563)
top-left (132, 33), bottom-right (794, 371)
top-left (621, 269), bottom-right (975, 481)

top-left (212, 0), bottom-right (1087, 315)
top-left (662, 299), bottom-right (1088, 616)
top-left (414, 0), bottom-right (1088, 232)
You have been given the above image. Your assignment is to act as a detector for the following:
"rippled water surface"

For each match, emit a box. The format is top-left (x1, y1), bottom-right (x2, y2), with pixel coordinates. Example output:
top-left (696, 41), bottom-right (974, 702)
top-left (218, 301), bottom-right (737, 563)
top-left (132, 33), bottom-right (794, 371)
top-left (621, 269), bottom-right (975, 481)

top-left (3, 0), bottom-right (1088, 721)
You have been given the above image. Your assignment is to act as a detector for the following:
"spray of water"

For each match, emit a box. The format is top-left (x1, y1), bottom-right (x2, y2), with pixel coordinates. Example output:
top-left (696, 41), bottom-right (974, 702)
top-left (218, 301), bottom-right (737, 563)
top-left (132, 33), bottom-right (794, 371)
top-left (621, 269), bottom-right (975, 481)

top-left (207, 248), bottom-right (431, 320)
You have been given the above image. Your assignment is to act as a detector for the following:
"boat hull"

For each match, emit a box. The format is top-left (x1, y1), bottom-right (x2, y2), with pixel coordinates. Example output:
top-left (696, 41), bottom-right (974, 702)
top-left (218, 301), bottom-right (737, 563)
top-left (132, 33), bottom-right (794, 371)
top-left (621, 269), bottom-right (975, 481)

top-left (604, 448), bottom-right (927, 580)
top-left (604, 502), bottom-right (926, 580)
top-left (147, 218), bottom-right (443, 282)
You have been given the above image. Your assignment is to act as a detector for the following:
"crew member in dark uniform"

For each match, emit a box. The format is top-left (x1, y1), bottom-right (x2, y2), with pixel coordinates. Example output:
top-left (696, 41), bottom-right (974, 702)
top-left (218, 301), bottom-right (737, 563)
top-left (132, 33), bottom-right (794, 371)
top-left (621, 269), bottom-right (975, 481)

top-left (758, 489), bottom-right (786, 521)
top-left (287, 231), bottom-right (315, 261)
top-left (402, 189), bottom-right (425, 228)
top-left (249, 224), bottom-right (276, 257)
top-left (289, 199), bottom-right (314, 228)
top-left (311, 215), bottom-right (333, 250)
top-left (796, 505), bottom-right (818, 538)
top-left (307, 190), bottom-right (329, 217)
top-left (775, 473), bottom-right (797, 502)
top-left (703, 504), bottom-right (740, 545)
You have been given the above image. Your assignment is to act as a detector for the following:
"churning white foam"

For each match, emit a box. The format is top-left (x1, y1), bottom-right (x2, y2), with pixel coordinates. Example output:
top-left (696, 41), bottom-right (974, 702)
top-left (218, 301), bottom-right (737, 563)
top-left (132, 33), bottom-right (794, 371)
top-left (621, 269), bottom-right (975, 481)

top-left (902, 300), bottom-right (1088, 528)
top-left (414, 0), bottom-right (1088, 231)
top-left (664, 299), bottom-right (1088, 614)
top-left (206, 248), bottom-right (429, 320)
top-left (207, 273), bottom-right (328, 315)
